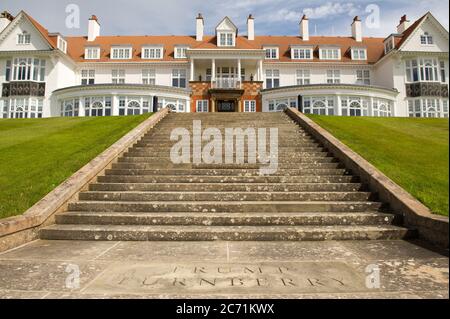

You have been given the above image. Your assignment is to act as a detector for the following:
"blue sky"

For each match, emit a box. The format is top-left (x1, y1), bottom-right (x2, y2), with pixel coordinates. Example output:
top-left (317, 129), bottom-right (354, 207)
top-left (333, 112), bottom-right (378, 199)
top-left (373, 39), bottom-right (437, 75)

top-left (2, 0), bottom-right (449, 37)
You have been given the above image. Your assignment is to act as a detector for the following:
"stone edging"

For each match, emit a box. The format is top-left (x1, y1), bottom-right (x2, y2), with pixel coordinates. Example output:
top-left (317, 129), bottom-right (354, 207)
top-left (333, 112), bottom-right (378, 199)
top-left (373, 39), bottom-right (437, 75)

top-left (285, 107), bottom-right (449, 248)
top-left (0, 108), bottom-right (170, 252)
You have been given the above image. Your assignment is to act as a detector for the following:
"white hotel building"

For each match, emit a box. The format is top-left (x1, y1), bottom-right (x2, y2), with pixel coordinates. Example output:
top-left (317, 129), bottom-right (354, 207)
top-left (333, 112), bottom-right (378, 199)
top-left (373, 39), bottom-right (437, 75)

top-left (0, 10), bottom-right (448, 118)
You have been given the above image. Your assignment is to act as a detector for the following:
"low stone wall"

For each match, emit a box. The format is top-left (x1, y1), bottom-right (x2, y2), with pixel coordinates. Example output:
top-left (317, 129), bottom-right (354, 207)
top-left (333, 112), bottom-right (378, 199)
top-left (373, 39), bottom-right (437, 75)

top-left (286, 107), bottom-right (449, 248)
top-left (0, 108), bottom-right (170, 252)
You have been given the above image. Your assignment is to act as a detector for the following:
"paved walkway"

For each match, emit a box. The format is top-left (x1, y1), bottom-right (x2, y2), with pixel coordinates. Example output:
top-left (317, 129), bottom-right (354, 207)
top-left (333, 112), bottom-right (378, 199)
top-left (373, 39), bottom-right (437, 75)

top-left (0, 239), bottom-right (448, 299)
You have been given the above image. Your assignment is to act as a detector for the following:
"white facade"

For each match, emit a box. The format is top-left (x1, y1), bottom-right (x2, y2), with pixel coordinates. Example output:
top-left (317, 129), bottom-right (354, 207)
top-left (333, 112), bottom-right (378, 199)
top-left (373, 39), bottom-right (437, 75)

top-left (0, 10), bottom-right (448, 118)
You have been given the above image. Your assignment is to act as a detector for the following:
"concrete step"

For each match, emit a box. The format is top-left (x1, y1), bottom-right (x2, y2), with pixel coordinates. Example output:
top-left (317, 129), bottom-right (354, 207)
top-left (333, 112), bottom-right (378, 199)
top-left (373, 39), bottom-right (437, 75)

top-left (40, 224), bottom-right (414, 241)
top-left (55, 211), bottom-right (399, 226)
top-left (78, 191), bottom-right (374, 202)
top-left (89, 182), bottom-right (365, 192)
top-left (124, 151), bottom-right (330, 158)
top-left (68, 201), bottom-right (384, 213)
top-left (134, 140), bottom-right (320, 147)
top-left (96, 175), bottom-right (359, 184)
top-left (110, 162), bottom-right (342, 170)
top-left (104, 168), bottom-right (349, 176)
top-left (130, 146), bottom-right (325, 153)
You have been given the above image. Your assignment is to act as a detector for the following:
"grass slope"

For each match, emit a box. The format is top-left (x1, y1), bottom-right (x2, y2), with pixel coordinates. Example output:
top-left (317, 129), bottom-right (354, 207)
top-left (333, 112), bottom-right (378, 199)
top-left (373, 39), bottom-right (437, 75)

top-left (0, 114), bottom-right (151, 219)
top-left (308, 115), bottom-right (449, 216)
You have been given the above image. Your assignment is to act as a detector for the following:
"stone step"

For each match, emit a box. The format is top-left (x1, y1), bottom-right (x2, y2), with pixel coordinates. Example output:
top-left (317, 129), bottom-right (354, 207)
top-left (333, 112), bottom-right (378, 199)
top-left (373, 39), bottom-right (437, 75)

top-left (89, 182), bottom-right (365, 192)
top-left (40, 224), bottom-right (414, 241)
top-left (78, 191), bottom-right (374, 202)
top-left (130, 146), bottom-right (325, 153)
top-left (111, 162), bottom-right (342, 170)
top-left (56, 211), bottom-right (399, 226)
top-left (117, 156), bottom-right (337, 164)
top-left (124, 151), bottom-right (330, 158)
top-left (104, 168), bottom-right (348, 176)
top-left (68, 201), bottom-right (384, 213)
top-left (96, 175), bottom-right (359, 184)
top-left (134, 140), bottom-right (319, 147)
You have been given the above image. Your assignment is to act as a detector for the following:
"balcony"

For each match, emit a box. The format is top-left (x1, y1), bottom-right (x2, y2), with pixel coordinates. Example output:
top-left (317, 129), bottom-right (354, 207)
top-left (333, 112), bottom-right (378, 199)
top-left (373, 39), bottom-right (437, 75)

top-left (406, 82), bottom-right (449, 98)
top-left (211, 77), bottom-right (242, 89)
top-left (2, 81), bottom-right (46, 97)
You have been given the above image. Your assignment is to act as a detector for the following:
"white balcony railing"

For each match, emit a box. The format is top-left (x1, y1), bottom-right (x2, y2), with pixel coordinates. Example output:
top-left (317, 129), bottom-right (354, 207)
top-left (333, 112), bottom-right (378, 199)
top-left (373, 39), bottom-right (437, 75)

top-left (211, 77), bottom-right (242, 89)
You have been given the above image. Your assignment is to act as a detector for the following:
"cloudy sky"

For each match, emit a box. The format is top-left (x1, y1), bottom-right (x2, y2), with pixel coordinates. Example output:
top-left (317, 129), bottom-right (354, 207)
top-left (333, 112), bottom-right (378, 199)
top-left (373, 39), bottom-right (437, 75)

top-left (2, 0), bottom-right (449, 37)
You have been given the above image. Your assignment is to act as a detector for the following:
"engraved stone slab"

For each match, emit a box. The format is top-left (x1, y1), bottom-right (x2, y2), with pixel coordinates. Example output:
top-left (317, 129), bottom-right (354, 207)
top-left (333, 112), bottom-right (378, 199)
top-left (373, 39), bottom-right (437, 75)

top-left (85, 261), bottom-right (370, 295)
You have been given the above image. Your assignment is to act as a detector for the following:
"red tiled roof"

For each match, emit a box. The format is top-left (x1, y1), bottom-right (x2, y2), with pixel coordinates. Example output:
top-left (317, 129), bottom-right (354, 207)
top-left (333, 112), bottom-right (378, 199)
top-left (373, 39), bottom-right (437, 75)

top-left (395, 13), bottom-right (428, 49)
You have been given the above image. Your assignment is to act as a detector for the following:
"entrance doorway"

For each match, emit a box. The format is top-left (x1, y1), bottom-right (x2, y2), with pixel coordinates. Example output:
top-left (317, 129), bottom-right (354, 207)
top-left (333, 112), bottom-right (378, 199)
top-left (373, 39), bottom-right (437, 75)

top-left (217, 100), bottom-right (236, 112)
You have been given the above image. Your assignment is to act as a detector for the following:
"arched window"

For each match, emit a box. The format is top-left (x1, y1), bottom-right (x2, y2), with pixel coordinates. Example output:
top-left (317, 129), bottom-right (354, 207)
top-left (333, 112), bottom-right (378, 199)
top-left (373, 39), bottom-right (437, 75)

top-left (378, 104), bottom-right (390, 117)
top-left (276, 103), bottom-right (288, 111)
top-left (349, 101), bottom-right (362, 116)
top-left (127, 100), bottom-right (141, 115)
top-left (15, 106), bottom-right (24, 118)
top-left (64, 104), bottom-right (73, 117)
top-left (91, 101), bottom-right (103, 116)
top-left (166, 103), bottom-right (177, 112)
top-left (312, 100), bottom-right (327, 115)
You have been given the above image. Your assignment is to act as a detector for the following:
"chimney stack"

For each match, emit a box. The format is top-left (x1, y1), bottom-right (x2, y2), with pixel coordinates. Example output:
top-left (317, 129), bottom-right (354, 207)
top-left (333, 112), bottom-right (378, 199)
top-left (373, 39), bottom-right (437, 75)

top-left (300, 15), bottom-right (309, 41)
top-left (247, 14), bottom-right (255, 40)
top-left (0, 11), bottom-right (14, 33)
top-left (397, 15), bottom-right (410, 34)
top-left (196, 13), bottom-right (204, 41)
top-left (88, 15), bottom-right (100, 41)
top-left (351, 16), bottom-right (362, 42)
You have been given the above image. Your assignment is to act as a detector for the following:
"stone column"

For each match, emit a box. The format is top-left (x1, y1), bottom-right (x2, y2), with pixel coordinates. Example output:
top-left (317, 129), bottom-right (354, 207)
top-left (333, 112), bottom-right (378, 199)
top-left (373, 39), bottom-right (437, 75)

top-left (211, 98), bottom-right (215, 112)
top-left (237, 59), bottom-right (241, 88)
top-left (190, 59), bottom-right (195, 81)
top-left (212, 59), bottom-right (216, 85)
top-left (336, 95), bottom-right (342, 116)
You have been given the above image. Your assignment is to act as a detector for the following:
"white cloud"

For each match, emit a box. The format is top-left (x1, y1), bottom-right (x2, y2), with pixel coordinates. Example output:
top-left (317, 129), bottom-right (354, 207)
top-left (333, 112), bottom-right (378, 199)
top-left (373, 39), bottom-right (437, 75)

top-left (303, 2), bottom-right (361, 19)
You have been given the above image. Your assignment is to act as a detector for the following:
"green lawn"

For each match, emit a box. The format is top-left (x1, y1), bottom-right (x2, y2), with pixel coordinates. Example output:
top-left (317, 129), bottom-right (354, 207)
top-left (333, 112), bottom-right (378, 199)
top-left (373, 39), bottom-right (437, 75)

top-left (0, 114), bottom-right (151, 219)
top-left (307, 115), bottom-right (449, 216)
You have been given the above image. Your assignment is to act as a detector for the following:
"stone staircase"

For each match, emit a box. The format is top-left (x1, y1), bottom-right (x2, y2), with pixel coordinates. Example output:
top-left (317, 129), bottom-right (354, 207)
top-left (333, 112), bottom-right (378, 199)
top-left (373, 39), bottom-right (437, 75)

top-left (40, 112), bottom-right (415, 241)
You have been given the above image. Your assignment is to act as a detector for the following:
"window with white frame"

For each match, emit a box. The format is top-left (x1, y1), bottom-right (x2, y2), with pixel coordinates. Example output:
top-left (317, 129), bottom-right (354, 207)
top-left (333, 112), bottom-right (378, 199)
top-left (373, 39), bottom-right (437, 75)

top-left (326, 70), bottom-right (341, 84)
top-left (356, 69), bottom-right (371, 85)
top-left (265, 69), bottom-right (280, 89)
top-left (196, 100), bottom-right (208, 112)
top-left (420, 32), bottom-right (433, 45)
top-left (60, 98), bottom-right (80, 117)
top-left (111, 46), bottom-right (132, 59)
top-left (5, 60), bottom-right (11, 81)
top-left (9, 58), bottom-right (46, 82)
top-left (85, 96), bottom-right (112, 116)
top-left (341, 96), bottom-right (369, 116)
top-left (142, 69), bottom-right (156, 85)
top-left (296, 70), bottom-right (311, 85)
top-left (384, 37), bottom-right (394, 54)
top-left (303, 97), bottom-right (335, 115)
top-left (117, 96), bottom-right (152, 115)
top-left (405, 58), bottom-right (440, 82)
top-left (440, 61), bottom-right (447, 83)
top-left (320, 48), bottom-right (340, 60)
top-left (112, 69), bottom-right (125, 84)
top-left (58, 37), bottom-right (67, 53)
top-left (244, 100), bottom-right (256, 112)
top-left (292, 47), bottom-right (313, 60)
top-left (85, 47), bottom-right (100, 59)
top-left (175, 46), bottom-right (188, 59)
top-left (81, 69), bottom-right (95, 85)
top-left (172, 69), bottom-right (187, 88)
top-left (351, 48), bottom-right (367, 60)
top-left (218, 32), bottom-right (235, 46)
top-left (372, 99), bottom-right (393, 117)
top-left (142, 46), bottom-right (163, 59)
top-left (264, 47), bottom-right (279, 59)
top-left (17, 31), bottom-right (31, 45)
top-left (408, 98), bottom-right (448, 118)
top-left (5, 98), bottom-right (43, 118)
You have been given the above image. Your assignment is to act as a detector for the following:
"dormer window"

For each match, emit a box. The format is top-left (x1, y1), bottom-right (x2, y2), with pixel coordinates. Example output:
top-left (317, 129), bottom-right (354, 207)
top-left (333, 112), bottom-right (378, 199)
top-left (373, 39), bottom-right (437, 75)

top-left (420, 32), bottom-right (433, 45)
top-left (142, 46), bottom-right (163, 59)
top-left (58, 37), bottom-right (67, 53)
top-left (175, 46), bottom-right (189, 59)
top-left (291, 46), bottom-right (313, 60)
top-left (320, 47), bottom-right (341, 60)
top-left (384, 36), bottom-right (394, 54)
top-left (264, 47), bottom-right (279, 60)
top-left (17, 31), bottom-right (31, 45)
top-left (85, 47), bottom-right (100, 60)
top-left (218, 32), bottom-right (235, 47)
top-left (111, 46), bottom-right (132, 59)
top-left (351, 47), bottom-right (367, 60)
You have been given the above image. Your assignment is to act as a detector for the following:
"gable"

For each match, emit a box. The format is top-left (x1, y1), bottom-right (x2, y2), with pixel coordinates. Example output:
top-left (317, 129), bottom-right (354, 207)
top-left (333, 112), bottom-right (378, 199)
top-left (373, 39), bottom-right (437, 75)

top-left (216, 17), bottom-right (237, 33)
top-left (0, 13), bottom-right (53, 52)
top-left (400, 15), bottom-right (449, 52)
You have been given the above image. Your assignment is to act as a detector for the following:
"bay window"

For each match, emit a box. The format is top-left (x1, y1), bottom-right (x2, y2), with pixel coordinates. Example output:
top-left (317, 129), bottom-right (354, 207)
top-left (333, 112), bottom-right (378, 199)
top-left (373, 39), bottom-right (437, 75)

top-left (405, 58), bottom-right (440, 82)
top-left (8, 58), bottom-right (46, 82)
